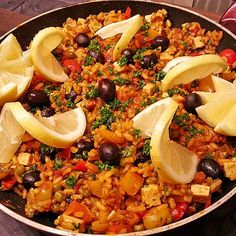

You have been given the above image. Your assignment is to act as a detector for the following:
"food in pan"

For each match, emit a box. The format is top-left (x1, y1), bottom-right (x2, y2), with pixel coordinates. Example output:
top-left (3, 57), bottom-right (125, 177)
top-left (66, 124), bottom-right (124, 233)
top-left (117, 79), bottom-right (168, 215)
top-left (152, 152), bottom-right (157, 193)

top-left (0, 7), bottom-right (236, 234)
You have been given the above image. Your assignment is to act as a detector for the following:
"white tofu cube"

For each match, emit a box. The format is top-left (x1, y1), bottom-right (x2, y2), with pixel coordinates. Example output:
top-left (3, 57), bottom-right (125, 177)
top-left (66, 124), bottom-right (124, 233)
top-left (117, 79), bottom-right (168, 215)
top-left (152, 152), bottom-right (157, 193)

top-left (141, 184), bottom-right (161, 207)
top-left (191, 184), bottom-right (210, 197)
top-left (224, 162), bottom-right (236, 181)
top-left (18, 153), bottom-right (32, 166)
top-left (143, 83), bottom-right (154, 95)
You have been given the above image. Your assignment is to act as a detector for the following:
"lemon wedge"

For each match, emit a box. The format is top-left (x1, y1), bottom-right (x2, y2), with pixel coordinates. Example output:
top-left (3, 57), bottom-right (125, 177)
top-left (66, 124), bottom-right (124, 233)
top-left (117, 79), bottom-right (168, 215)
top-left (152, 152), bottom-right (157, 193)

top-left (162, 56), bottom-right (192, 73)
top-left (31, 27), bottom-right (68, 82)
top-left (0, 103), bottom-right (25, 163)
top-left (0, 34), bottom-right (33, 106)
top-left (0, 34), bottom-right (22, 62)
top-left (6, 102), bottom-right (86, 148)
top-left (211, 75), bottom-right (234, 92)
top-left (196, 75), bottom-right (235, 104)
top-left (113, 15), bottom-right (143, 60)
top-left (150, 97), bottom-right (198, 183)
top-left (196, 91), bottom-right (236, 127)
top-left (95, 14), bottom-right (141, 39)
top-left (95, 14), bottom-right (143, 60)
top-left (214, 104), bottom-right (236, 136)
top-left (0, 68), bottom-right (33, 106)
top-left (161, 54), bottom-right (227, 91)
top-left (133, 98), bottom-right (172, 137)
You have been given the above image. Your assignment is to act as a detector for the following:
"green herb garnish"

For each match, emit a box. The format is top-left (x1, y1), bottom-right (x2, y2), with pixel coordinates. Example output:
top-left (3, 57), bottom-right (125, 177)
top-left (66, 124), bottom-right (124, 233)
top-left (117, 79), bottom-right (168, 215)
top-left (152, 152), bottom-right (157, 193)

top-left (85, 86), bottom-right (99, 99)
top-left (65, 176), bottom-right (76, 188)
top-left (54, 159), bottom-right (63, 170)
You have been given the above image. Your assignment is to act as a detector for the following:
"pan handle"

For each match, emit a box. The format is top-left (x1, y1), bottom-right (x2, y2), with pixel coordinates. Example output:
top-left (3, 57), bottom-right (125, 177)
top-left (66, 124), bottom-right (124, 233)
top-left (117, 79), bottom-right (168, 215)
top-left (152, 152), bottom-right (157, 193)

top-left (219, 1), bottom-right (236, 34)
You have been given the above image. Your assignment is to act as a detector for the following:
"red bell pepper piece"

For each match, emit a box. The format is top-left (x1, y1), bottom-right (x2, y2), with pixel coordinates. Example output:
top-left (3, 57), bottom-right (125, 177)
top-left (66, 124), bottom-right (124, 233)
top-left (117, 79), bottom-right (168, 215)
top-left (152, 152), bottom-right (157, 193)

top-left (124, 6), bottom-right (132, 19)
top-left (219, 48), bottom-right (236, 65)
top-left (170, 202), bottom-right (189, 222)
top-left (64, 200), bottom-right (93, 223)
top-left (58, 148), bottom-right (71, 160)
top-left (74, 160), bottom-right (88, 172)
top-left (1, 175), bottom-right (17, 190)
top-left (63, 59), bottom-right (82, 74)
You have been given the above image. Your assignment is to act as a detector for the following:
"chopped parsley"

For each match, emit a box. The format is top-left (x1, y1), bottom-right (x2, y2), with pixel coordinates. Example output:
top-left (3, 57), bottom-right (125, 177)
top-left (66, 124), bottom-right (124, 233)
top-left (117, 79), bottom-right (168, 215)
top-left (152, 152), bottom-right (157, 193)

top-left (94, 161), bottom-right (113, 171)
top-left (154, 70), bottom-right (166, 81)
top-left (84, 56), bottom-right (93, 66)
top-left (119, 98), bottom-right (133, 111)
top-left (133, 48), bottom-right (147, 60)
top-left (85, 86), bottom-right (99, 99)
top-left (54, 159), bottom-right (63, 170)
top-left (65, 176), bottom-right (76, 188)
top-left (137, 80), bottom-right (146, 89)
top-left (105, 44), bottom-right (111, 51)
top-left (143, 140), bottom-right (151, 156)
top-left (174, 113), bottom-right (190, 127)
top-left (113, 77), bottom-right (130, 86)
top-left (141, 22), bottom-right (150, 36)
top-left (92, 106), bottom-right (115, 130)
top-left (181, 41), bottom-right (188, 48)
top-left (133, 129), bottom-right (141, 139)
top-left (121, 146), bottom-right (133, 157)
top-left (87, 38), bottom-right (101, 52)
top-left (134, 70), bottom-right (141, 77)
top-left (117, 56), bottom-right (128, 66)
top-left (44, 85), bottom-right (60, 96)
top-left (186, 126), bottom-right (204, 140)
top-left (40, 144), bottom-right (57, 157)
top-left (167, 88), bottom-right (181, 97)
top-left (66, 99), bottom-right (76, 108)
top-left (108, 99), bottom-right (122, 110)
top-left (74, 151), bottom-right (88, 160)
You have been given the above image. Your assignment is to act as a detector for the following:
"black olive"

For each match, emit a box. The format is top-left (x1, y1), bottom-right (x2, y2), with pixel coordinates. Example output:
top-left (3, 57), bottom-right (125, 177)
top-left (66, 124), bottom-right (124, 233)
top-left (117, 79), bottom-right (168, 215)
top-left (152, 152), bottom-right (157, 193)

top-left (23, 170), bottom-right (41, 190)
top-left (197, 158), bottom-right (222, 179)
top-left (88, 50), bottom-right (105, 64)
top-left (41, 107), bottom-right (55, 117)
top-left (152, 36), bottom-right (170, 52)
top-left (98, 79), bottom-right (116, 102)
top-left (25, 90), bottom-right (50, 108)
top-left (121, 48), bottom-right (135, 64)
top-left (74, 33), bottom-right (90, 47)
top-left (184, 93), bottom-right (202, 114)
top-left (65, 90), bottom-right (77, 102)
top-left (134, 148), bottom-right (150, 166)
top-left (227, 136), bottom-right (236, 148)
top-left (141, 54), bottom-right (158, 69)
top-left (77, 139), bottom-right (94, 154)
top-left (99, 142), bottom-right (120, 165)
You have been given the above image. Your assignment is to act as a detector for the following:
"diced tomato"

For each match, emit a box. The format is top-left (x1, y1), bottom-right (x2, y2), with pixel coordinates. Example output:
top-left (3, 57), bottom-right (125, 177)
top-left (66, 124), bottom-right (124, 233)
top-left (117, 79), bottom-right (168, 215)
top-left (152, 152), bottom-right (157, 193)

top-left (74, 160), bottom-right (88, 172)
top-left (204, 200), bottom-right (211, 209)
top-left (124, 6), bottom-right (131, 19)
top-left (1, 175), bottom-right (17, 190)
top-left (189, 52), bottom-right (203, 56)
top-left (137, 210), bottom-right (147, 219)
top-left (65, 200), bottom-right (93, 223)
top-left (63, 59), bottom-right (81, 74)
top-left (58, 148), bottom-right (71, 159)
top-left (170, 202), bottom-right (189, 221)
top-left (177, 202), bottom-right (189, 212)
top-left (219, 49), bottom-right (236, 65)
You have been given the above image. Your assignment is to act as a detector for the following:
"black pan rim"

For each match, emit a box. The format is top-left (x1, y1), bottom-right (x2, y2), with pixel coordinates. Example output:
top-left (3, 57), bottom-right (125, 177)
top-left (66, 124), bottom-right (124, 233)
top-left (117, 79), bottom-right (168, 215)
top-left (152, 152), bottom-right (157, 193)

top-left (0, 1), bottom-right (236, 235)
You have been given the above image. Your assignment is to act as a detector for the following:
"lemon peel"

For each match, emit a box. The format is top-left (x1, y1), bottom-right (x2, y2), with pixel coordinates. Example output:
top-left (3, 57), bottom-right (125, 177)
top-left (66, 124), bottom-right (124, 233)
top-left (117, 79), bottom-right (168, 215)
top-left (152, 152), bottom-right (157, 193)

top-left (161, 54), bottom-right (227, 91)
top-left (137, 97), bottom-right (199, 184)
top-left (31, 27), bottom-right (68, 82)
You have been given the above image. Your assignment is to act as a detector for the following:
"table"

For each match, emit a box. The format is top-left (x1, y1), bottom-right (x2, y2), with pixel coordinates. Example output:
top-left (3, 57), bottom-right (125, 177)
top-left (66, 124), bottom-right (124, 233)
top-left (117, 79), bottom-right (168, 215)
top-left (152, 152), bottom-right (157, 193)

top-left (0, 3), bottom-right (235, 236)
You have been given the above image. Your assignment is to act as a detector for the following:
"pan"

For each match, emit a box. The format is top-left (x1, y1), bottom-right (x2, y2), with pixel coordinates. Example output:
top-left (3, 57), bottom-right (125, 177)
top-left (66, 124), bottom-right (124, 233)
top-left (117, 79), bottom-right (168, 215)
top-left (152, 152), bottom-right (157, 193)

top-left (0, 1), bottom-right (236, 235)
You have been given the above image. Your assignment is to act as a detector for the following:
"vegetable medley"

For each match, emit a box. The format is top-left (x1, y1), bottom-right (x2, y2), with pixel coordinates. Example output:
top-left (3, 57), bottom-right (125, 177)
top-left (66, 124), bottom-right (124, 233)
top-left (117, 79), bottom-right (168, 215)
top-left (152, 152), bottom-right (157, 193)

top-left (0, 6), bottom-right (236, 235)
